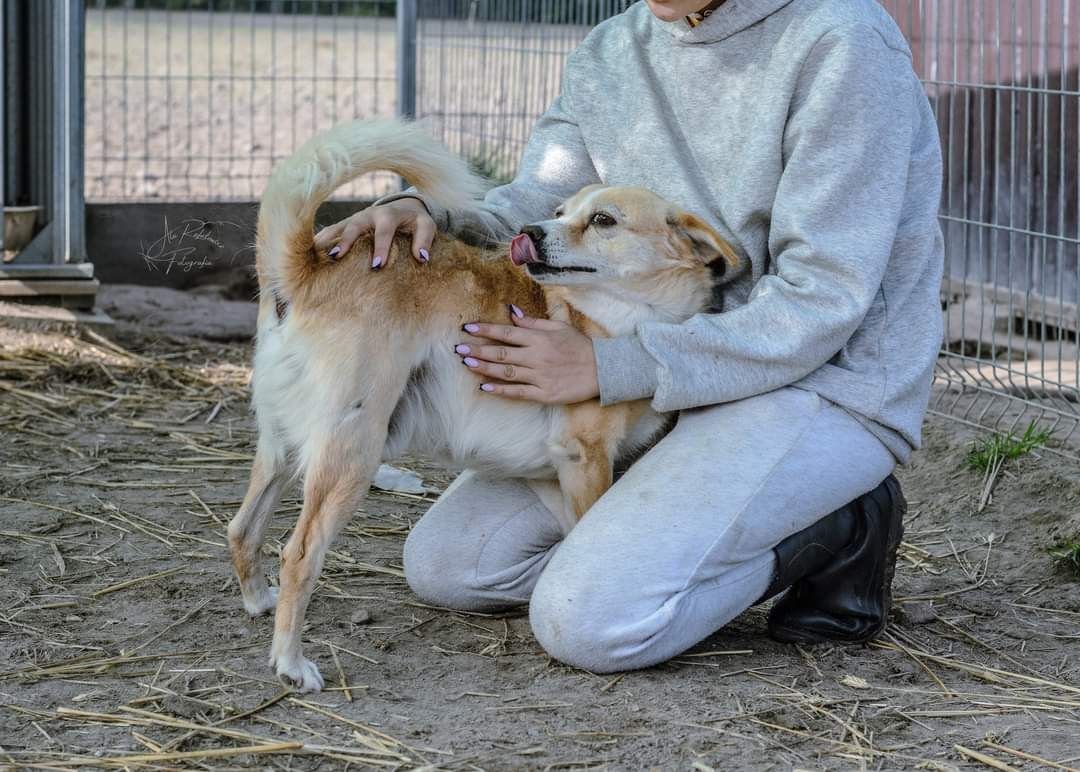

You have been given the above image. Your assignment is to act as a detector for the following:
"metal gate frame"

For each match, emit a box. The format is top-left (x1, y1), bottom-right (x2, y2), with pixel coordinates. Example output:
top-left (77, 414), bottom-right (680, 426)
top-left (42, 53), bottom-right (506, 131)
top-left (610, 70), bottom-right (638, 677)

top-left (1, 0), bottom-right (96, 308)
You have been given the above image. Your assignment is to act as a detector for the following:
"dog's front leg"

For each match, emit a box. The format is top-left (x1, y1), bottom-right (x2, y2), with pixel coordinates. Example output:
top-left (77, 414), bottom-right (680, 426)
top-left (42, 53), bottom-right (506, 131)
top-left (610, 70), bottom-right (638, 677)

top-left (553, 403), bottom-right (643, 529)
top-left (556, 436), bottom-right (615, 527)
top-left (554, 405), bottom-right (619, 531)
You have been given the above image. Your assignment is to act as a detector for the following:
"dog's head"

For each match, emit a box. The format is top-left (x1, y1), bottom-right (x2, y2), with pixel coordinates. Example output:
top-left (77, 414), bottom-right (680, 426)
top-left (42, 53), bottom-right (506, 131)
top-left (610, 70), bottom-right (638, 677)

top-left (510, 185), bottom-right (741, 318)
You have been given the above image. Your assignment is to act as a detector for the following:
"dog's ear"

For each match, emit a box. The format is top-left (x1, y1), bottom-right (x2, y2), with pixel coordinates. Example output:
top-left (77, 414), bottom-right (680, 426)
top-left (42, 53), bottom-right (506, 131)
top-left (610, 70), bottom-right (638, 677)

top-left (668, 212), bottom-right (741, 280)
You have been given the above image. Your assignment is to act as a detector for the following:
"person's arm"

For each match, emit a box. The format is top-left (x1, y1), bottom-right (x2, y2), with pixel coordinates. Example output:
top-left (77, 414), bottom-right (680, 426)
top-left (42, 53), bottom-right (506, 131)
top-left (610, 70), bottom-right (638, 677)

top-left (594, 26), bottom-right (920, 410)
top-left (377, 65), bottom-right (601, 244)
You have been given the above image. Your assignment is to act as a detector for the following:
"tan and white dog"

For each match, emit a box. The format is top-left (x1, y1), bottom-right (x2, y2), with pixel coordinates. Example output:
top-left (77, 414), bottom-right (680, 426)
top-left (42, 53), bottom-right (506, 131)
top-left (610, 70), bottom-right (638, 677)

top-left (227, 119), bottom-right (740, 691)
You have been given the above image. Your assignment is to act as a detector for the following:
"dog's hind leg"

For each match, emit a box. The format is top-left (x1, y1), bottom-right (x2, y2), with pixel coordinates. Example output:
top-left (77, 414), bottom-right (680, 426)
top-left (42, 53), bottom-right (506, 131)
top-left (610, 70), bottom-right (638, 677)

top-left (269, 385), bottom-right (401, 692)
top-left (228, 436), bottom-right (290, 617)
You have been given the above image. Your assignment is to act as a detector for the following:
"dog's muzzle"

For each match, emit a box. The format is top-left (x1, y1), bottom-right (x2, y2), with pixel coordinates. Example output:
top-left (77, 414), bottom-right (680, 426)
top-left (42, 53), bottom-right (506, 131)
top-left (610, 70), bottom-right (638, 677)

top-left (511, 225), bottom-right (595, 276)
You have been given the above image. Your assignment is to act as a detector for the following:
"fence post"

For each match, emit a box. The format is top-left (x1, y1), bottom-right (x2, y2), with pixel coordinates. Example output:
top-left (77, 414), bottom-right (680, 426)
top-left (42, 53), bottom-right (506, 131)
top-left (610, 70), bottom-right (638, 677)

top-left (51, 0), bottom-right (86, 264)
top-left (396, 0), bottom-right (417, 121)
top-left (396, 0), bottom-right (417, 191)
top-left (0, 0), bottom-right (6, 253)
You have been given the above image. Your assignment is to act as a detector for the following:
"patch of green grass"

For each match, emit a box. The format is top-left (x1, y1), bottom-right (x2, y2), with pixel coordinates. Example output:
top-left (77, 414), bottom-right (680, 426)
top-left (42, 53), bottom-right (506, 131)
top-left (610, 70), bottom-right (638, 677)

top-left (464, 151), bottom-right (515, 187)
top-left (1049, 538), bottom-right (1080, 578)
top-left (965, 421), bottom-right (1052, 473)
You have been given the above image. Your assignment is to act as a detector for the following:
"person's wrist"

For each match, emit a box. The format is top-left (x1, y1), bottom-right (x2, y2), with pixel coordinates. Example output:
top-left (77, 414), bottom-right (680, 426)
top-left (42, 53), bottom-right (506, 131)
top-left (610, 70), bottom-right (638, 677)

top-left (584, 340), bottom-right (600, 399)
top-left (385, 195), bottom-right (431, 217)
top-left (593, 335), bottom-right (659, 406)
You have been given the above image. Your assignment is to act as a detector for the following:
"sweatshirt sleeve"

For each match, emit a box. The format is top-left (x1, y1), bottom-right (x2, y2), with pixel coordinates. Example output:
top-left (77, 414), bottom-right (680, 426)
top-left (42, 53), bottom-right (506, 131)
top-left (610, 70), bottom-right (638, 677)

top-left (376, 57), bottom-right (601, 243)
top-left (596, 26), bottom-right (918, 410)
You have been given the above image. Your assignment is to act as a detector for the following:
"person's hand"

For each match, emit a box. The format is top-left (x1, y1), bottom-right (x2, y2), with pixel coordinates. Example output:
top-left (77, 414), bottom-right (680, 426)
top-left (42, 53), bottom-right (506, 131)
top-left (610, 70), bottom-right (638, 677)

top-left (456, 305), bottom-right (600, 404)
top-left (313, 197), bottom-right (435, 269)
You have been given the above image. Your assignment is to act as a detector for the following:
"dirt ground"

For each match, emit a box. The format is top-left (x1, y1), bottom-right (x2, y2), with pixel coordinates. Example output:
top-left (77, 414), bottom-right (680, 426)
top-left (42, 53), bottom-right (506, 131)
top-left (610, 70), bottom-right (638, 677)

top-left (2, 287), bottom-right (1080, 770)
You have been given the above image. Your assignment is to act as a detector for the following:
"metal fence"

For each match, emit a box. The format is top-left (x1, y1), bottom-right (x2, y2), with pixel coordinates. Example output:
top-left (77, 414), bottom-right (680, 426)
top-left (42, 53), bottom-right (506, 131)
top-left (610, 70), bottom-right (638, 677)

top-left (81, 0), bottom-right (621, 201)
top-left (879, 0), bottom-right (1079, 457)
top-left (45, 1), bottom-right (1080, 457)
top-left (2, 1), bottom-right (91, 302)
top-left (414, 0), bottom-right (629, 184)
top-left (84, 0), bottom-right (400, 201)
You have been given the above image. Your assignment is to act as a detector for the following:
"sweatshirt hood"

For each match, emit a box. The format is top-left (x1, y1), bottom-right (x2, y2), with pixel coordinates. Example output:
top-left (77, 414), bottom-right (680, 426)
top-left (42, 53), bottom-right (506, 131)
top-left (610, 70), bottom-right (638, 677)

top-left (652, 0), bottom-right (796, 43)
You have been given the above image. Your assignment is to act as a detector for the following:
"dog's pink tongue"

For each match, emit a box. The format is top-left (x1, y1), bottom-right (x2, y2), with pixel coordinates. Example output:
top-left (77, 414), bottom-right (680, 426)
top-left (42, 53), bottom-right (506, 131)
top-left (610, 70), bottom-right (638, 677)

top-left (510, 233), bottom-right (538, 266)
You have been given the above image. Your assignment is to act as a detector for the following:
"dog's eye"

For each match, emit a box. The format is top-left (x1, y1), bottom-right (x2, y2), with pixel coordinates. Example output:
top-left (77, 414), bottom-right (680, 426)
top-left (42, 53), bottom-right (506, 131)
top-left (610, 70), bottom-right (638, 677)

top-left (590, 212), bottom-right (616, 228)
top-left (554, 208), bottom-right (565, 218)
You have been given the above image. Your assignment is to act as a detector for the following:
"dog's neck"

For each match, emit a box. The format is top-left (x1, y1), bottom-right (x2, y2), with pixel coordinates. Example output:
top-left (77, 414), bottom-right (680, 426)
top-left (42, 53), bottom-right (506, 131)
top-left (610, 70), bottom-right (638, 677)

top-left (545, 279), bottom-right (710, 338)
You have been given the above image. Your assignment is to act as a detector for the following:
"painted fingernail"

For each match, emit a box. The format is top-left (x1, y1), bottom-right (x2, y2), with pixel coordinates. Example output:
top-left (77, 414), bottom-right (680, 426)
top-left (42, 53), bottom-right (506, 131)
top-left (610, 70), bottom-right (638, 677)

top-left (454, 344), bottom-right (470, 354)
top-left (328, 246), bottom-right (341, 257)
top-left (419, 248), bottom-right (430, 262)
top-left (372, 255), bottom-right (384, 269)
top-left (510, 303), bottom-right (524, 319)
top-left (463, 323), bottom-right (480, 333)
top-left (480, 383), bottom-right (495, 392)
top-left (463, 357), bottom-right (479, 367)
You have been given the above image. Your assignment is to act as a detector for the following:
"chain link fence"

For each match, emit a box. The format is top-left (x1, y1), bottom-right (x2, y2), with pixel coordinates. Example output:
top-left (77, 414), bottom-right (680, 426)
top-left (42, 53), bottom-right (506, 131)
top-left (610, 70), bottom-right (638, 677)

top-left (79, 0), bottom-right (1080, 458)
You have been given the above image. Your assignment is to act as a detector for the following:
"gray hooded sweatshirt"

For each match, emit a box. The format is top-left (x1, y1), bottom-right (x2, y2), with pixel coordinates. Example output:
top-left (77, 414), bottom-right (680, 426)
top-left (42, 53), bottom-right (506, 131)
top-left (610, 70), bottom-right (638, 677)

top-left (382, 0), bottom-right (945, 463)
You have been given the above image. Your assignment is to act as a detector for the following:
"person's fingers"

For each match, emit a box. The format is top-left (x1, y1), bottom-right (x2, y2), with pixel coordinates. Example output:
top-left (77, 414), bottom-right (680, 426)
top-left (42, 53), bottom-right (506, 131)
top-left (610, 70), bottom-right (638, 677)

top-left (477, 381), bottom-right (547, 401)
top-left (313, 220), bottom-right (344, 250)
top-left (507, 306), bottom-right (564, 331)
top-left (455, 342), bottom-right (533, 367)
top-left (411, 216), bottom-right (436, 263)
top-left (337, 216), bottom-right (373, 258)
top-left (312, 203), bottom-right (436, 267)
top-left (369, 209), bottom-right (398, 270)
top-left (460, 322), bottom-right (536, 346)
top-left (460, 355), bottom-right (537, 385)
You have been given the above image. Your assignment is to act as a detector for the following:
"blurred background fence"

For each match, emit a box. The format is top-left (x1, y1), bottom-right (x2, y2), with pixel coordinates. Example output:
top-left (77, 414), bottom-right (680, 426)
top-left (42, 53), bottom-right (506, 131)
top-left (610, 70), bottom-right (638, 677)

top-left (878, 0), bottom-right (1079, 457)
top-left (84, 0), bottom-right (400, 201)
top-left (413, 0), bottom-right (629, 187)
top-left (11, 0), bottom-right (1080, 457)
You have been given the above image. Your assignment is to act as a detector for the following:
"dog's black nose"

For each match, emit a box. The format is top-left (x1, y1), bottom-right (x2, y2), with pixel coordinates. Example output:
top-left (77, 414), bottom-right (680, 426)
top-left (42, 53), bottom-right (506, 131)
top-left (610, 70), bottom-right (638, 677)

top-left (520, 225), bottom-right (546, 244)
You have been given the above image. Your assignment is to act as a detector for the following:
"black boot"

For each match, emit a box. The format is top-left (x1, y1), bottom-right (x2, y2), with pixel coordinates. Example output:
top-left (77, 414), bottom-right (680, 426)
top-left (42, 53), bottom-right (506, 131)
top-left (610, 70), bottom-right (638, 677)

top-left (760, 475), bottom-right (906, 644)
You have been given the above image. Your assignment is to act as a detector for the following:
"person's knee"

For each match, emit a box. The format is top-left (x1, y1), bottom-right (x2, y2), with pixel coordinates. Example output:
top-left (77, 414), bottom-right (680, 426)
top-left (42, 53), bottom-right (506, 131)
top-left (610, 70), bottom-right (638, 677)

top-left (529, 573), bottom-right (643, 674)
top-left (405, 514), bottom-right (536, 612)
top-left (402, 517), bottom-right (475, 609)
top-left (529, 562), bottom-right (763, 673)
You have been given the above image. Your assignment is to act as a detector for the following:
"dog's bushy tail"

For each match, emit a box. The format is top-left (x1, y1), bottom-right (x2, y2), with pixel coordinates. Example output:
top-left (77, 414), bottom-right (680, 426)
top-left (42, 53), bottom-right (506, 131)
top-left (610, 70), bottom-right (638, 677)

top-left (257, 119), bottom-right (486, 298)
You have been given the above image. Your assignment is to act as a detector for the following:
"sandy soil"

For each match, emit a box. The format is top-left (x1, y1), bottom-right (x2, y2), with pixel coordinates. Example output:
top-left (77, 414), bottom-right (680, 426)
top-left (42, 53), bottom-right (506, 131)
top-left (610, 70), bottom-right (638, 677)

top-left (1, 286), bottom-right (1080, 770)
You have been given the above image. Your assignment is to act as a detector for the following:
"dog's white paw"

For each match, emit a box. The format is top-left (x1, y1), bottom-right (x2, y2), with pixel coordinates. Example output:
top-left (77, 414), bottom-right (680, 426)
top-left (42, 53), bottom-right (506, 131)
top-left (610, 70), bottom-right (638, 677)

top-left (273, 654), bottom-right (324, 692)
top-left (242, 586), bottom-right (278, 617)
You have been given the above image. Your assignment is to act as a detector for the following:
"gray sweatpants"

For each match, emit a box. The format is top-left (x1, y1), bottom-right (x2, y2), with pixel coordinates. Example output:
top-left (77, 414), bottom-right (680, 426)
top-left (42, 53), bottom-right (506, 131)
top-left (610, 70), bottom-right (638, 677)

top-left (404, 387), bottom-right (896, 673)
